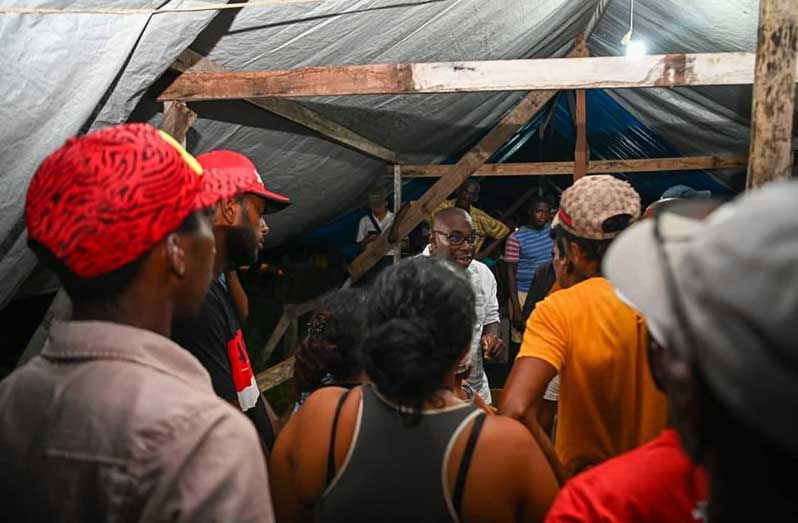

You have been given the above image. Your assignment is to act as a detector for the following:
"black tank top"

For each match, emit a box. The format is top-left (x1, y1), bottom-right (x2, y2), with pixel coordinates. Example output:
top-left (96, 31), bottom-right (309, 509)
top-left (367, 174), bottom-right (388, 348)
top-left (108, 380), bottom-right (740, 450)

top-left (314, 384), bottom-right (486, 523)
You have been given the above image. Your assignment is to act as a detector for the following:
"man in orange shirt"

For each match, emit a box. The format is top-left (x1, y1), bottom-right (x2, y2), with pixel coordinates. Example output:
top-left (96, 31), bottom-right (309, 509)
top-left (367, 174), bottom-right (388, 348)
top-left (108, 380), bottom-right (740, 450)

top-left (500, 175), bottom-right (667, 482)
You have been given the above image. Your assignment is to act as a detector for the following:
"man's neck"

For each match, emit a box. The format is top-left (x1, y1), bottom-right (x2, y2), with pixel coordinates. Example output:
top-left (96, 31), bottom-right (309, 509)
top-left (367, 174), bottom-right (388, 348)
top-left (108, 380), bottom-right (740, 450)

top-left (71, 290), bottom-right (174, 338)
top-left (372, 208), bottom-right (388, 220)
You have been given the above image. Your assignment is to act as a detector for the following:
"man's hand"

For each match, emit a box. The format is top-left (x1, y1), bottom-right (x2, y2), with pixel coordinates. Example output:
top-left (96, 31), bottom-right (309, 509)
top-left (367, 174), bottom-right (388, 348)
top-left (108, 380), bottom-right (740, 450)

top-left (481, 333), bottom-right (504, 361)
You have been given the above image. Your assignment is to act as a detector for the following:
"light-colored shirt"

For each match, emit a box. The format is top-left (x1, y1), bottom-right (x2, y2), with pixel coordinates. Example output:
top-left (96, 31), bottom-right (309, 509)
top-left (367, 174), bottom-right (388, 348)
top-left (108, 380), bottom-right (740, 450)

top-left (465, 259), bottom-right (500, 404)
top-left (430, 200), bottom-right (510, 252)
top-left (357, 210), bottom-right (396, 256)
top-left (0, 320), bottom-right (274, 522)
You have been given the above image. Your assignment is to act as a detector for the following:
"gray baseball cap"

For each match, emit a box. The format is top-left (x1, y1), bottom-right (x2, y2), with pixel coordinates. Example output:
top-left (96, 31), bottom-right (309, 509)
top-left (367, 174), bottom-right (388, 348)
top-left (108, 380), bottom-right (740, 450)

top-left (604, 180), bottom-right (798, 453)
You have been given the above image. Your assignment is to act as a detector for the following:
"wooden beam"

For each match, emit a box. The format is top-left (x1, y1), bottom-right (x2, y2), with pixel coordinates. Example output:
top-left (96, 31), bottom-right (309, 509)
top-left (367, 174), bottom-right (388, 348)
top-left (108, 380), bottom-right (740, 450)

top-left (158, 52), bottom-right (798, 101)
top-left (170, 49), bottom-right (399, 164)
top-left (160, 101), bottom-right (197, 143)
top-left (347, 44), bottom-right (591, 281)
top-left (255, 356), bottom-right (295, 392)
top-left (393, 164), bottom-right (402, 265)
top-left (257, 296), bottom-right (324, 368)
top-left (396, 154), bottom-right (748, 178)
top-left (746, 0), bottom-right (798, 189)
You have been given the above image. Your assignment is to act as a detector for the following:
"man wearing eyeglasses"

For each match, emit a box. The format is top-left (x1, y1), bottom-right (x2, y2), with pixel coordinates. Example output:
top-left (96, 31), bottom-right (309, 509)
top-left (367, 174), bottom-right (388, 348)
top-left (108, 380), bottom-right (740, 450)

top-left (427, 207), bottom-right (504, 404)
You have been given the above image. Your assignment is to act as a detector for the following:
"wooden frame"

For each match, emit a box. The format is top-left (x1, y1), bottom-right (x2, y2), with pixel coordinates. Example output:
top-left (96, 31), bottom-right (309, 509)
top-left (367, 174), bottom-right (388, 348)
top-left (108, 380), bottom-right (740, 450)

top-left (158, 52), bottom-right (798, 102)
top-left (394, 155), bottom-right (748, 178)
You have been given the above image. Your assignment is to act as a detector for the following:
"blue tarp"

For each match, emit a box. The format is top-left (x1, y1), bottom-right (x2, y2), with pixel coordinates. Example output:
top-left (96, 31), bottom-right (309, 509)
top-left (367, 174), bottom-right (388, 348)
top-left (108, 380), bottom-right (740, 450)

top-left (303, 89), bottom-right (735, 260)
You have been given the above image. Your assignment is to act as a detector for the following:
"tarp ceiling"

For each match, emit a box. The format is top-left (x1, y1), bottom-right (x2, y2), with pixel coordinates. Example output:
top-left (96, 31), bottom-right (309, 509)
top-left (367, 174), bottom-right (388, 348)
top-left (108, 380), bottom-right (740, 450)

top-left (0, 0), bottom-right (762, 308)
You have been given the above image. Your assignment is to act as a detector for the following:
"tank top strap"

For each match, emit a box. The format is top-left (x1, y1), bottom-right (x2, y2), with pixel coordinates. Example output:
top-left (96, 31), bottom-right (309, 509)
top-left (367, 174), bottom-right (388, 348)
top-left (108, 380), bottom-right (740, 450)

top-left (326, 388), bottom-right (353, 486)
top-left (452, 412), bottom-right (486, 519)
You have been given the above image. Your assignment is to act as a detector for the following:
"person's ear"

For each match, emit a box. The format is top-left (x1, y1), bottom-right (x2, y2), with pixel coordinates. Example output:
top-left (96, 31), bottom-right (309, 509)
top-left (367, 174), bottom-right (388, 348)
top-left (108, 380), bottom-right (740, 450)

top-left (429, 231), bottom-right (438, 248)
top-left (218, 197), bottom-right (240, 225)
top-left (165, 233), bottom-right (187, 279)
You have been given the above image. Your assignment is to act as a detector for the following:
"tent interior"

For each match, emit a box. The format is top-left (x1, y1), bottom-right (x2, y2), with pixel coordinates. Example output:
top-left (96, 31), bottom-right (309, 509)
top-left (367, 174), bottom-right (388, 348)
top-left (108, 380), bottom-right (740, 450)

top-left (1, 0), bottom-right (793, 392)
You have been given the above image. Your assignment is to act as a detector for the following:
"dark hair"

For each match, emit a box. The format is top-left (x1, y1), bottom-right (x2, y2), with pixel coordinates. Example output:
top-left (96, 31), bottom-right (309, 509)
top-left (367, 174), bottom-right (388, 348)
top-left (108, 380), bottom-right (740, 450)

top-left (28, 209), bottom-right (208, 305)
top-left (362, 256), bottom-right (476, 413)
top-left (293, 288), bottom-right (368, 395)
top-left (553, 224), bottom-right (613, 266)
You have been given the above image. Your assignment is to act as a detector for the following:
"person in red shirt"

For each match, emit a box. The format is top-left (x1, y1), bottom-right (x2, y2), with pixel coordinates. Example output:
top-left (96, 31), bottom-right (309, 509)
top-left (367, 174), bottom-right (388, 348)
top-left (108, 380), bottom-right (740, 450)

top-left (546, 428), bottom-right (707, 523)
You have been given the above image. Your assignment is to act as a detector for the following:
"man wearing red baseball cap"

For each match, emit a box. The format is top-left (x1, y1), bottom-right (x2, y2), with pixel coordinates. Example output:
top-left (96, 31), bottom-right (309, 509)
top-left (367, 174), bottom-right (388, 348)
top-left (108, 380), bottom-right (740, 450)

top-left (0, 124), bottom-right (274, 521)
top-left (172, 150), bottom-right (290, 455)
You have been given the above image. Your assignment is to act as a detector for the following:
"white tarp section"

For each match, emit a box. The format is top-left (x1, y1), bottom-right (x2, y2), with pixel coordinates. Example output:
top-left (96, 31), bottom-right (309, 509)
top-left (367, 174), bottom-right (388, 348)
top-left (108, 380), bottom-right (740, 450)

top-left (0, 0), bottom-right (762, 308)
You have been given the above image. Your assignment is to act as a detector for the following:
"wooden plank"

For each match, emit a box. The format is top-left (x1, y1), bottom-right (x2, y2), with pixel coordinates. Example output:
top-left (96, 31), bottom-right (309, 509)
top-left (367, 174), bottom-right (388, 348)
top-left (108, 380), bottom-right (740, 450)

top-left (746, 0), bottom-right (798, 189)
top-left (574, 90), bottom-right (588, 180)
top-left (160, 101), bottom-right (197, 143)
top-left (257, 296), bottom-right (323, 368)
top-left (158, 52), bottom-right (798, 101)
top-left (255, 356), bottom-right (295, 392)
top-left (393, 164), bottom-right (402, 265)
top-left (396, 154), bottom-right (748, 178)
top-left (170, 49), bottom-right (399, 164)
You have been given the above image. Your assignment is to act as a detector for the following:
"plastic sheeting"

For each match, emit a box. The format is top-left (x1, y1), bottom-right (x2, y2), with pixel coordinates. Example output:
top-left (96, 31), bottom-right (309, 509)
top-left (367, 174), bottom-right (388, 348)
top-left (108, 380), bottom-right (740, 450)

top-left (0, 0), bottom-right (765, 307)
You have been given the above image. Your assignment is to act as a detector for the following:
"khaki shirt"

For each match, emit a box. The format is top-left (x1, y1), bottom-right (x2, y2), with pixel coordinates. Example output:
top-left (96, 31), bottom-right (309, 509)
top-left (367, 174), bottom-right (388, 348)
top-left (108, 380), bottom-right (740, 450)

top-left (0, 320), bottom-right (274, 522)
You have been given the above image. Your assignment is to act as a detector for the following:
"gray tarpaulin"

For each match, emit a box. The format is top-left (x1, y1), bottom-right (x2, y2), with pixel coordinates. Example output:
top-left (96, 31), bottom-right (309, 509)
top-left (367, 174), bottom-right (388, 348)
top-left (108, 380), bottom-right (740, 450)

top-left (0, 0), bottom-right (762, 308)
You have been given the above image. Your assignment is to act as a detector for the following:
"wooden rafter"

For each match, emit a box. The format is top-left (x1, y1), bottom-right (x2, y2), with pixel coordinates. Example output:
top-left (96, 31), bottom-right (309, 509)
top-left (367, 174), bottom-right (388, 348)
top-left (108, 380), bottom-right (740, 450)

top-left (158, 52), bottom-right (798, 101)
top-left (394, 154), bottom-right (748, 178)
top-left (169, 49), bottom-right (400, 164)
top-left (746, 0), bottom-right (798, 188)
top-left (160, 101), bottom-right (197, 144)
top-left (347, 43), bottom-right (590, 281)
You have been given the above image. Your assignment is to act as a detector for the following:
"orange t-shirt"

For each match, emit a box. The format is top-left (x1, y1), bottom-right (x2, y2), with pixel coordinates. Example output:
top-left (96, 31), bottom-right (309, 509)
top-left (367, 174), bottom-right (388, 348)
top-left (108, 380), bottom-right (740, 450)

top-left (517, 277), bottom-right (667, 478)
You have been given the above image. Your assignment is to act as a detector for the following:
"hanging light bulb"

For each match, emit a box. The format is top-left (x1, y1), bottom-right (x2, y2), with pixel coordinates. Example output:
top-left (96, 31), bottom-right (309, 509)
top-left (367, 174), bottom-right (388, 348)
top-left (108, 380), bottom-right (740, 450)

top-left (626, 39), bottom-right (647, 57)
top-left (621, 0), bottom-right (647, 57)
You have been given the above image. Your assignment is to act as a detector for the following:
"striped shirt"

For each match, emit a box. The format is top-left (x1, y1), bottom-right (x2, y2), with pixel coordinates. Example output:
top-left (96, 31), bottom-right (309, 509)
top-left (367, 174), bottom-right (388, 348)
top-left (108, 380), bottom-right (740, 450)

top-left (504, 225), bottom-right (553, 292)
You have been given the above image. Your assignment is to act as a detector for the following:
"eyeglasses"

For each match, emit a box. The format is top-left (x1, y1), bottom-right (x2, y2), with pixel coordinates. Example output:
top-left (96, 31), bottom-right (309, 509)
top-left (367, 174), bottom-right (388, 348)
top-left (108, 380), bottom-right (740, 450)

top-left (432, 230), bottom-right (482, 246)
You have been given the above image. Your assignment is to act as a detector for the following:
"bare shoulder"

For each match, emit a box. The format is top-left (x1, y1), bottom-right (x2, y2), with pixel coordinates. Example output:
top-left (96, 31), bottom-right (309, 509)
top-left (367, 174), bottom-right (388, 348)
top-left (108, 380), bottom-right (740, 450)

top-left (292, 386), bottom-right (361, 431)
top-left (480, 415), bottom-right (538, 447)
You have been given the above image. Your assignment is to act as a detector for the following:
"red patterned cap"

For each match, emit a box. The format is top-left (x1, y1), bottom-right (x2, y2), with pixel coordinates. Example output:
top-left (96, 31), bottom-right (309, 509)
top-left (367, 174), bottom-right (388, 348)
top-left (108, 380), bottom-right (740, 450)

top-left (553, 175), bottom-right (641, 240)
top-left (25, 123), bottom-right (251, 278)
top-left (197, 150), bottom-right (290, 206)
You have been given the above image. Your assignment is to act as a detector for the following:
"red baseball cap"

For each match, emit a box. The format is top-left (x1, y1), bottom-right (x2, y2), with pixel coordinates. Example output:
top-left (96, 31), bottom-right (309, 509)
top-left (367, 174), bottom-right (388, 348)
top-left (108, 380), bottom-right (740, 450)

top-left (25, 123), bottom-right (255, 279)
top-left (197, 150), bottom-right (291, 208)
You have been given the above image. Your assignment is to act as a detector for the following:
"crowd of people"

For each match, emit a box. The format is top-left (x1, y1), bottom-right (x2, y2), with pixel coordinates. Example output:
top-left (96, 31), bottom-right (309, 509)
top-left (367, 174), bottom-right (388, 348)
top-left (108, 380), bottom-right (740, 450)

top-left (0, 122), bottom-right (796, 523)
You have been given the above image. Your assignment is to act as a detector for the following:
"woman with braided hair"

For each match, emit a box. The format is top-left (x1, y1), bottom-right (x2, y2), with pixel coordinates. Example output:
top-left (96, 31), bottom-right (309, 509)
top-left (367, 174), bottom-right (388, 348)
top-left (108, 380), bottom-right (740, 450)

top-left (271, 256), bottom-right (558, 523)
top-left (292, 289), bottom-right (368, 413)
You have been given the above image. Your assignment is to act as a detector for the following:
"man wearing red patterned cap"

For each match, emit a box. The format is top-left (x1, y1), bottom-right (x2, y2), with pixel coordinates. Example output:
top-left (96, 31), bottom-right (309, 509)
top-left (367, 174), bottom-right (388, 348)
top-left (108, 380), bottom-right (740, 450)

top-left (500, 175), bottom-right (667, 482)
top-left (0, 124), bottom-right (274, 521)
top-left (172, 150), bottom-right (290, 455)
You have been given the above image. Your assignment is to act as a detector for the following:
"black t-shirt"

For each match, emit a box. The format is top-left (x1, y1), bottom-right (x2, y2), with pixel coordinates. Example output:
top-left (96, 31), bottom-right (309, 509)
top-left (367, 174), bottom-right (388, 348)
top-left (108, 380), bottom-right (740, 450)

top-left (172, 279), bottom-right (275, 450)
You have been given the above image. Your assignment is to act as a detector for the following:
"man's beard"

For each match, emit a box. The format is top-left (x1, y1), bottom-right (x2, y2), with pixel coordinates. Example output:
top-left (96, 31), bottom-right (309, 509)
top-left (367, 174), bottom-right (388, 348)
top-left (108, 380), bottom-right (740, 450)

top-left (226, 225), bottom-right (259, 268)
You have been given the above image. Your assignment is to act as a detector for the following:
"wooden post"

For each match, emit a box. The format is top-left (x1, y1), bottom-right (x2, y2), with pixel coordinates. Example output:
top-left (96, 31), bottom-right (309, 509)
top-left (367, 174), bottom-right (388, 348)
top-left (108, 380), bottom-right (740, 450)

top-left (393, 165), bottom-right (402, 264)
top-left (746, 0), bottom-right (798, 189)
top-left (573, 33), bottom-right (589, 180)
top-left (161, 101), bottom-right (197, 146)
